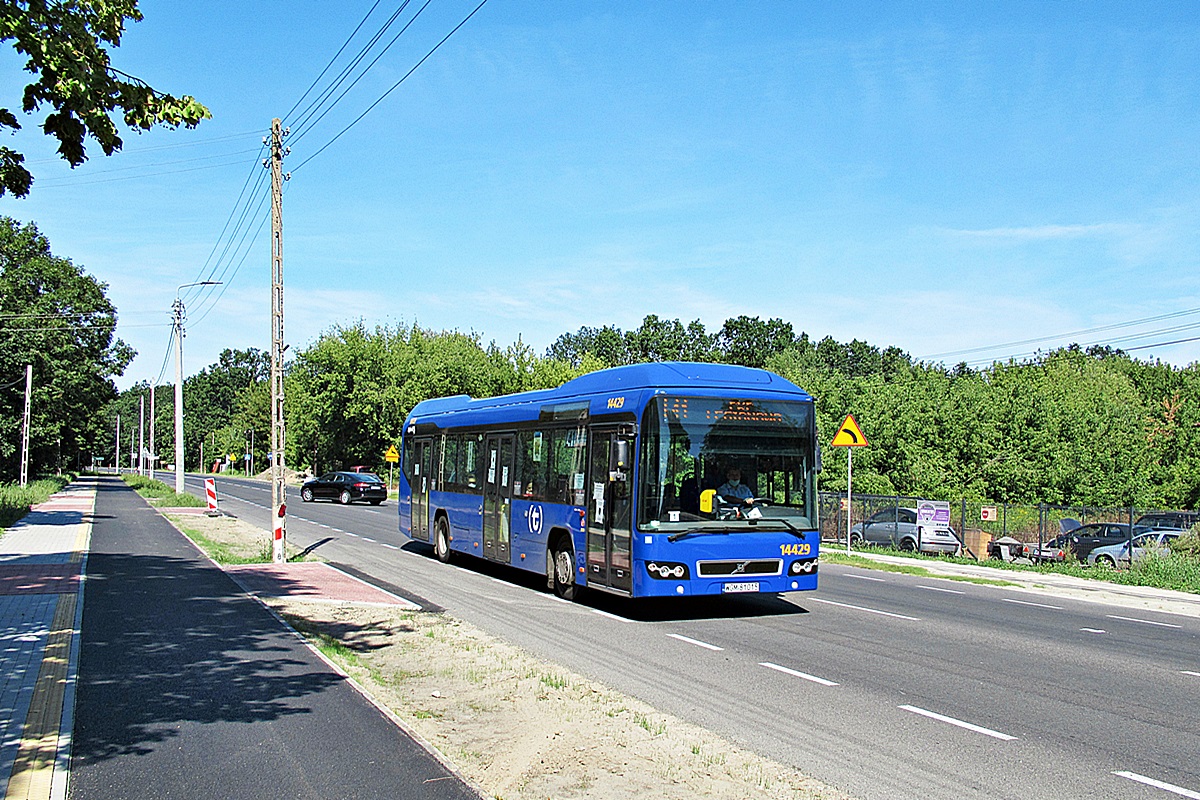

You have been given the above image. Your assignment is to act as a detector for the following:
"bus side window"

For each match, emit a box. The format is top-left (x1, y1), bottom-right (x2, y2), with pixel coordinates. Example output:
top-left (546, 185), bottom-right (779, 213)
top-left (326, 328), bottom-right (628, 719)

top-left (403, 439), bottom-right (415, 482)
top-left (442, 435), bottom-right (459, 489)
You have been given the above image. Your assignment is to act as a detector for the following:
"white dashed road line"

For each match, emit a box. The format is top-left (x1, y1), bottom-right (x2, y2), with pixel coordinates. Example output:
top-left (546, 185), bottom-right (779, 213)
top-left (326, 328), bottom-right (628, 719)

top-left (667, 633), bottom-right (724, 651)
top-left (1081, 628), bottom-right (1107, 634)
top-left (1182, 670), bottom-right (1200, 678)
top-left (1000, 597), bottom-right (1062, 610)
top-left (1114, 771), bottom-right (1200, 799)
top-left (899, 705), bottom-right (1017, 741)
top-left (844, 573), bottom-right (886, 582)
top-left (918, 585), bottom-right (965, 595)
top-left (808, 597), bottom-right (921, 621)
top-left (381, 543), bottom-right (399, 550)
top-left (759, 662), bottom-right (839, 687)
top-left (1107, 614), bottom-right (1182, 629)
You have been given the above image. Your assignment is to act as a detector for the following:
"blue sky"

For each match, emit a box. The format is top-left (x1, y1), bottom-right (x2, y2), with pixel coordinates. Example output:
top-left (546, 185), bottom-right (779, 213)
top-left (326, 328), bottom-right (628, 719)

top-left (3, 1), bottom-right (1199, 390)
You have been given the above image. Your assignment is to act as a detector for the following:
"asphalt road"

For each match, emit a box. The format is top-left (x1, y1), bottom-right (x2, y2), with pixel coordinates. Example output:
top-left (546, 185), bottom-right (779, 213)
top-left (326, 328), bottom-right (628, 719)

top-left (187, 473), bottom-right (1200, 800)
top-left (71, 476), bottom-right (480, 800)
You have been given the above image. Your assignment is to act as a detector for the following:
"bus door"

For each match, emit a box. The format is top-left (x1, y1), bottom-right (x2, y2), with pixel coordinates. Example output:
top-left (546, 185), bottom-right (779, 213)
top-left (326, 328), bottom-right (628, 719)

top-left (586, 426), bottom-right (633, 593)
top-left (411, 438), bottom-right (433, 542)
top-left (482, 434), bottom-right (514, 563)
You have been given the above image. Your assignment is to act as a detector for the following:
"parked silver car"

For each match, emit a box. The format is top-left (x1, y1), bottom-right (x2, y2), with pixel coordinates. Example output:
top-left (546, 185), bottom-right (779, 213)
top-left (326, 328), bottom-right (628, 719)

top-left (1087, 531), bottom-right (1180, 568)
top-left (850, 507), bottom-right (961, 555)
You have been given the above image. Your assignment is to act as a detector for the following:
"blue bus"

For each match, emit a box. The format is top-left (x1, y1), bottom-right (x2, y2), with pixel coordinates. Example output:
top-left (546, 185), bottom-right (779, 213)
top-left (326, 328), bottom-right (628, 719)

top-left (398, 362), bottom-right (821, 600)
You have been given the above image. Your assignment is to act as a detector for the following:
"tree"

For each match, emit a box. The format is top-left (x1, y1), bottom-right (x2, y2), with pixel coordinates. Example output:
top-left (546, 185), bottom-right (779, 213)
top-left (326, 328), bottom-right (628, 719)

top-left (716, 316), bottom-right (794, 368)
top-left (0, 217), bottom-right (133, 478)
top-left (0, 0), bottom-right (210, 197)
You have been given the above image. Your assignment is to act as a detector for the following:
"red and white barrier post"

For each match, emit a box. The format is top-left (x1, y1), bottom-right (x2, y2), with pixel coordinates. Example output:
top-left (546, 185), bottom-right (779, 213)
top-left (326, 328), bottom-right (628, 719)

top-left (205, 477), bottom-right (218, 515)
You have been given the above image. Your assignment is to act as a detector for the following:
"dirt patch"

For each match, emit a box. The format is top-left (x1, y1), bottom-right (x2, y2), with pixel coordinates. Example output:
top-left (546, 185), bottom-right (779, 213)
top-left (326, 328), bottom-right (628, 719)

top-left (166, 512), bottom-right (854, 800)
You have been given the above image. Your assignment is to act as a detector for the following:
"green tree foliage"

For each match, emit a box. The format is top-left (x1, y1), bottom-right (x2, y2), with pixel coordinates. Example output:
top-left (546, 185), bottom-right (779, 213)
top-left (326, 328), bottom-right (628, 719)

top-left (0, 217), bottom-right (132, 478)
top-left (0, 0), bottom-right (210, 197)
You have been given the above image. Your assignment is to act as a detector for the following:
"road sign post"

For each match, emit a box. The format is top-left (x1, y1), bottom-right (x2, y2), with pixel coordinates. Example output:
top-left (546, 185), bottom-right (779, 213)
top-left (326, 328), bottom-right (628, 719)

top-left (830, 414), bottom-right (869, 555)
top-left (385, 444), bottom-right (400, 491)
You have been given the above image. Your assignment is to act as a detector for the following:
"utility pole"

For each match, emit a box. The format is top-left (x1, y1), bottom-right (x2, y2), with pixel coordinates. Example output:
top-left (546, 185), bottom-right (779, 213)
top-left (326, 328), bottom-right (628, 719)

top-left (268, 118), bottom-right (290, 563)
top-left (115, 413), bottom-right (120, 473)
top-left (173, 281), bottom-right (220, 495)
top-left (19, 364), bottom-right (31, 486)
top-left (138, 394), bottom-right (145, 476)
top-left (148, 385), bottom-right (156, 482)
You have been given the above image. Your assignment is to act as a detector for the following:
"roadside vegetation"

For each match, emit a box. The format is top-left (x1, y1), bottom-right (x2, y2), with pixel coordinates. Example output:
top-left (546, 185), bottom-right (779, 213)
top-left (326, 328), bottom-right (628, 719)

top-left (121, 474), bottom-right (205, 507)
top-left (832, 527), bottom-right (1200, 595)
top-left (0, 475), bottom-right (73, 532)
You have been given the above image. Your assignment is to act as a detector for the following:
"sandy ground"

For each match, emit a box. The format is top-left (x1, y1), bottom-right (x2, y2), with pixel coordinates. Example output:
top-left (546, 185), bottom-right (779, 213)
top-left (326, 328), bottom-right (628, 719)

top-left (168, 511), bottom-right (854, 800)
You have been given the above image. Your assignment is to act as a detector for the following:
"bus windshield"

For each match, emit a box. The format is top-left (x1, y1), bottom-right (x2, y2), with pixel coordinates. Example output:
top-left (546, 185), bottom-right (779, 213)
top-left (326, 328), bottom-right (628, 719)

top-left (638, 395), bottom-right (815, 530)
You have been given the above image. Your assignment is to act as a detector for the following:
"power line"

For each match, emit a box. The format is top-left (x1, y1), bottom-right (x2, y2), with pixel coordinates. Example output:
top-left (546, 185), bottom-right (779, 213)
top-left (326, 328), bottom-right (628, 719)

top-left (32, 156), bottom-right (257, 188)
top-left (290, 0), bottom-right (491, 174)
top-left (25, 130), bottom-right (263, 163)
top-left (183, 143), bottom-right (269, 294)
top-left (282, 0), bottom-right (387, 123)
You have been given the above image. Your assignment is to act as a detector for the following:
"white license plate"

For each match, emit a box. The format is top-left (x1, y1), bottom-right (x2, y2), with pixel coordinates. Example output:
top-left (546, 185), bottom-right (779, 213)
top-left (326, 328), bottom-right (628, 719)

top-left (722, 581), bottom-right (759, 594)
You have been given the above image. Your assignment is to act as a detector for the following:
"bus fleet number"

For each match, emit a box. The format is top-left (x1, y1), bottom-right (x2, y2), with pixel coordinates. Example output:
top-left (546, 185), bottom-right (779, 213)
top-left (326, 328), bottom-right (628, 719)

top-left (780, 543), bottom-right (811, 556)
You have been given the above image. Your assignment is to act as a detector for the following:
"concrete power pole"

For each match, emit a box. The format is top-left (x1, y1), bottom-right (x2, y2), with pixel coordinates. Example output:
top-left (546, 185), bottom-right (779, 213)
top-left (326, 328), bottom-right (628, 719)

top-left (174, 299), bottom-right (185, 494)
top-left (269, 118), bottom-right (290, 563)
top-left (115, 413), bottom-right (120, 474)
top-left (148, 385), bottom-right (156, 482)
top-left (19, 364), bottom-right (31, 486)
top-left (138, 394), bottom-right (145, 476)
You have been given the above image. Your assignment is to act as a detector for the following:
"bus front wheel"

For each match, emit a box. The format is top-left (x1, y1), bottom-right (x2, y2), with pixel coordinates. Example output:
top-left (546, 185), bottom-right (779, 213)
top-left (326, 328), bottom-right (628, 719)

top-left (552, 540), bottom-right (577, 601)
top-left (433, 517), bottom-right (451, 564)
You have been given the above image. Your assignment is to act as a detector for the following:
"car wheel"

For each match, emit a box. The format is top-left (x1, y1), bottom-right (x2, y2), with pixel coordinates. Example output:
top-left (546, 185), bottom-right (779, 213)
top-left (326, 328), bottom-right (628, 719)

top-left (301, 487), bottom-right (313, 502)
top-left (339, 489), bottom-right (352, 505)
top-left (552, 538), bottom-right (577, 601)
top-left (369, 499), bottom-right (383, 506)
top-left (898, 538), bottom-right (917, 552)
top-left (1095, 554), bottom-right (1116, 568)
top-left (433, 516), bottom-right (451, 563)
top-left (849, 531), bottom-right (863, 546)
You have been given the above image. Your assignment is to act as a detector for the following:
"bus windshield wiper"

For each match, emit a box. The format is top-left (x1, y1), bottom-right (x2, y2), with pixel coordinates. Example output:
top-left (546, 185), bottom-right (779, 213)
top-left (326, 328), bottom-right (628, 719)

top-left (667, 528), bottom-right (729, 543)
top-left (666, 520), bottom-right (808, 542)
top-left (746, 517), bottom-right (808, 540)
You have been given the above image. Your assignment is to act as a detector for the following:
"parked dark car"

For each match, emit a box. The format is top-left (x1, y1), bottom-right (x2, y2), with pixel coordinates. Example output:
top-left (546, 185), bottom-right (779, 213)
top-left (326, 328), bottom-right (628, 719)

top-left (1063, 522), bottom-right (1141, 562)
top-left (300, 471), bottom-right (387, 505)
top-left (1134, 511), bottom-right (1198, 531)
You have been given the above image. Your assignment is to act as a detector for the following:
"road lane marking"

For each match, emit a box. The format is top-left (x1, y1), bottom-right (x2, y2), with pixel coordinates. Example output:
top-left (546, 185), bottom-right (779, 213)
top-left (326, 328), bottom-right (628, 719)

top-left (845, 574), bottom-right (886, 582)
top-left (588, 607), bottom-right (632, 623)
top-left (1000, 597), bottom-right (1062, 610)
top-left (1107, 614), bottom-right (1182, 629)
top-left (1182, 670), bottom-right (1200, 678)
top-left (360, 537), bottom-right (377, 543)
top-left (918, 585), bottom-right (965, 595)
top-left (808, 597), bottom-right (921, 621)
top-left (759, 662), bottom-right (838, 686)
top-left (381, 543), bottom-right (399, 550)
top-left (1114, 771), bottom-right (1200, 799)
top-left (667, 633), bottom-right (723, 651)
top-left (899, 705), bottom-right (1017, 741)
top-left (1081, 628), bottom-right (1107, 634)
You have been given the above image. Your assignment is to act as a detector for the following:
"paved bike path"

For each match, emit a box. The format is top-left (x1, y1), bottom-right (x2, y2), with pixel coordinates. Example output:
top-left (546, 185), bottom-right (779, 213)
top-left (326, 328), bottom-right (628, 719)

top-left (68, 477), bottom-right (479, 800)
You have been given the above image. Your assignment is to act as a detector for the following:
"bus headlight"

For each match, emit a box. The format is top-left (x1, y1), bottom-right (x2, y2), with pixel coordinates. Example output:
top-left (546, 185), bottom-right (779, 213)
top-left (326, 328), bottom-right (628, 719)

top-left (646, 561), bottom-right (690, 580)
top-left (789, 558), bottom-right (818, 576)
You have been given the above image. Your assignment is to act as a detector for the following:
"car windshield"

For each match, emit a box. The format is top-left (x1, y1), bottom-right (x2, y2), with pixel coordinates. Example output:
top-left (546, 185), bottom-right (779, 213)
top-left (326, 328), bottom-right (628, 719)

top-left (638, 395), bottom-right (816, 530)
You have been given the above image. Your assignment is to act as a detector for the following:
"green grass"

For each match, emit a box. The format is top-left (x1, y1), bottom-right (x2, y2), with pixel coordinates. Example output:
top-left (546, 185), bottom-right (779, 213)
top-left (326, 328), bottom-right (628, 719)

top-left (174, 523), bottom-right (274, 565)
top-left (0, 475), bottom-right (73, 531)
top-left (823, 542), bottom-right (1200, 595)
top-left (121, 474), bottom-right (205, 506)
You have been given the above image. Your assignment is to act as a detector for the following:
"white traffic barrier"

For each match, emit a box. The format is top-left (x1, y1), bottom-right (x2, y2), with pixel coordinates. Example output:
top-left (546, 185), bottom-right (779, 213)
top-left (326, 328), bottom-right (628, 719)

top-left (205, 478), bottom-right (218, 514)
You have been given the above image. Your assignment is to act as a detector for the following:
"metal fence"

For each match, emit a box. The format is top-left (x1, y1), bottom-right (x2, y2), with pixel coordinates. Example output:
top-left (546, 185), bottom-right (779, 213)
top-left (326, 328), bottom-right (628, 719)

top-left (817, 492), bottom-right (1193, 561)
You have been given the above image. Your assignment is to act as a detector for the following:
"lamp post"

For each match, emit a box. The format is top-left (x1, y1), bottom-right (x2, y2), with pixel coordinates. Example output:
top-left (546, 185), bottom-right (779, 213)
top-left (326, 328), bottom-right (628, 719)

top-left (174, 281), bottom-right (221, 495)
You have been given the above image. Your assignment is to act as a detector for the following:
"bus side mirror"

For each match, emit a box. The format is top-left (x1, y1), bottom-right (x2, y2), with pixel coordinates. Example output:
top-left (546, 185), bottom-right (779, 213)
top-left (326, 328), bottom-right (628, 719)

top-left (815, 439), bottom-right (823, 473)
top-left (612, 439), bottom-right (630, 471)
top-left (700, 489), bottom-right (716, 514)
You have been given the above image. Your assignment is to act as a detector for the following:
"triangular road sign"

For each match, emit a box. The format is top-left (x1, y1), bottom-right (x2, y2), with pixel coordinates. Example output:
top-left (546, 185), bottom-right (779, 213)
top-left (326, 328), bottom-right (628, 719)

top-left (831, 413), bottom-right (869, 447)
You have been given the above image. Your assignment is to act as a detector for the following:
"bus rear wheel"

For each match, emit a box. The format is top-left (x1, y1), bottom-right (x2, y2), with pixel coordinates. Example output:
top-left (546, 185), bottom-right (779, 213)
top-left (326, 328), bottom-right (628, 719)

top-left (434, 517), bottom-right (451, 564)
top-left (553, 540), bottom-right (577, 601)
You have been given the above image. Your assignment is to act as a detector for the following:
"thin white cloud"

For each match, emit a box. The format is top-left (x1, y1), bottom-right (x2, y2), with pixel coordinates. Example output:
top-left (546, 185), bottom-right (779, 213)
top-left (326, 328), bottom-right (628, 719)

top-left (938, 222), bottom-right (1137, 241)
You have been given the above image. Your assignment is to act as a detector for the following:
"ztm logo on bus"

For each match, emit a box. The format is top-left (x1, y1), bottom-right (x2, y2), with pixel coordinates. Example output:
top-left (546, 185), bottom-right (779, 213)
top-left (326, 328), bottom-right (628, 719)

top-left (780, 543), bottom-right (811, 556)
top-left (606, 396), bottom-right (625, 409)
top-left (528, 504), bottom-right (543, 535)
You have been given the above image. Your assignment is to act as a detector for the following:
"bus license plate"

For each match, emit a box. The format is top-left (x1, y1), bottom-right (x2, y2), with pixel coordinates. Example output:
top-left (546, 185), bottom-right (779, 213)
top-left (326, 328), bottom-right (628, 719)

top-left (722, 581), bottom-right (759, 594)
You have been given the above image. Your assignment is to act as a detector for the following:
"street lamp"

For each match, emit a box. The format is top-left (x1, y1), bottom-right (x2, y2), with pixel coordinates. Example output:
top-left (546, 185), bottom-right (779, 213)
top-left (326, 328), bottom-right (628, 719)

top-left (174, 281), bottom-right (221, 495)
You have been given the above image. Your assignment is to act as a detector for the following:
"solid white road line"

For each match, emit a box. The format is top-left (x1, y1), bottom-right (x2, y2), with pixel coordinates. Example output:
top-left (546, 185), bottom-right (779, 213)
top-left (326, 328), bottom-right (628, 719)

top-left (1114, 771), bottom-right (1200, 799)
top-left (1182, 670), bottom-right (1200, 678)
top-left (808, 597), bottom-right (921, 621)
top-left (899, 705), bottom-right (1017, 741)
top-left (1000, 597), bottom-right (1063, 610)
top-left (1081, 628), bottom-right (1107, 634)
top-left (759, 662), bottom-right (839, 687)
top-left (918, 585), bottom-right (965, 595)
top-left (844, 574), bottom-right (886, 582)
top-left (667, 633), bottom-right (724, 651)
top-left (1107, 614), bottom-right (1182, 629)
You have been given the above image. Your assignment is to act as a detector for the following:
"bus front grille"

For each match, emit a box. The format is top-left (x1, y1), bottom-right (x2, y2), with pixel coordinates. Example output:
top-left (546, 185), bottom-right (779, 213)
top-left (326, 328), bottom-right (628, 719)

top-left (696, 559), bottom-right (783, 577)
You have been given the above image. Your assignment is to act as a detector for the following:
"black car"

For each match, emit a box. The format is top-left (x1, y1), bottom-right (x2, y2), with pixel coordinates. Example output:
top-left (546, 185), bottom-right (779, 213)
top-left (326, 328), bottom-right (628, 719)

top-left (1064, 522), bottom-right (1140, 562)
top-left (1134, 511), bottom-right (1198, 531)
top-left (300, 471), bottom-right (387, 505)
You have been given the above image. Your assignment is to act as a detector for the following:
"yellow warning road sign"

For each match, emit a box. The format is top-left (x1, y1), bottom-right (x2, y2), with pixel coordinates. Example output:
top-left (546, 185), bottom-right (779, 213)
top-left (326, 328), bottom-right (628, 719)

top-left (831, 414), bottom-right (869, 447)
top-left (384, 444), bottom-right (400, 463)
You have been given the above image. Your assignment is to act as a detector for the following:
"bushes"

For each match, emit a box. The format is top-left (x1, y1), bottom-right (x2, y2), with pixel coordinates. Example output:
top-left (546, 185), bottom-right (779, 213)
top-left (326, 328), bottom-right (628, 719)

top-left (120, 474), bottom-right (205, 507)
top-left (0, 476), bottom-right (73, 531)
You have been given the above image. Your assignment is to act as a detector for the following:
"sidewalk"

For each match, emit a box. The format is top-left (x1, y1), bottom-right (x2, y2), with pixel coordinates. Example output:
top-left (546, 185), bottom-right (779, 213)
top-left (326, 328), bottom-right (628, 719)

top-left (845, 547), bottom-right (1200, 618)
top-left (0, 479), bottom-right (94, 800)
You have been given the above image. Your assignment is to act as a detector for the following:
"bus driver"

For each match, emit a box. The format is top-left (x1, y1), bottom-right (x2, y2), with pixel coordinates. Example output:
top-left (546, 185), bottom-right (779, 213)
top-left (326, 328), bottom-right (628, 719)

top-left (718, 467), bottom-right (755, 506)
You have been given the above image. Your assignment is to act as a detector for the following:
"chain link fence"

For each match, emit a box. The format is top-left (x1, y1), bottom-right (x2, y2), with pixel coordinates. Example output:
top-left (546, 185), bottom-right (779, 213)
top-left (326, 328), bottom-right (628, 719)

top-left (817, 491), bottom-right (1194, 561)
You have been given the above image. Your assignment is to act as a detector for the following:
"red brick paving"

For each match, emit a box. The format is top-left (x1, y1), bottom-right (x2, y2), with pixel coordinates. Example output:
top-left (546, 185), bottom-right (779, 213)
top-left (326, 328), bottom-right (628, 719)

top-left (224, 562), bottom-right (416, 607)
